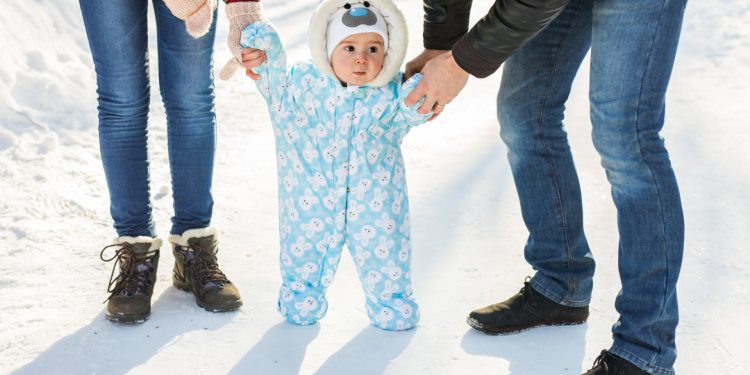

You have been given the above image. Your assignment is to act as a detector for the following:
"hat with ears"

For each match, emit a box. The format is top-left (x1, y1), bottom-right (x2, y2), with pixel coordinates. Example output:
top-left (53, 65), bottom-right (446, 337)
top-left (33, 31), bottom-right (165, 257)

top-left (309, 0), bottom-right (408, 87)
top-left (325, 4), bottom-right (389, 61)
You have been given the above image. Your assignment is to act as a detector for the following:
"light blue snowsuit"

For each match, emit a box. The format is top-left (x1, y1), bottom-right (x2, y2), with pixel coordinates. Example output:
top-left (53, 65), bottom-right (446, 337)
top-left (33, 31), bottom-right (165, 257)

top-left (242, 22), bottom-right (430, 330)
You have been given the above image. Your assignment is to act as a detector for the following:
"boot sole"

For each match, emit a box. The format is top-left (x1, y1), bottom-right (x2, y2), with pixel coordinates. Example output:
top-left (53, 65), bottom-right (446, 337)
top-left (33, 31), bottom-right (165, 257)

top-left (466, 316), bottom-right (587, 335)
top-left (106, 312), bottom-right (150, 325)
top-left (173, 280), bottom-right (243, 313)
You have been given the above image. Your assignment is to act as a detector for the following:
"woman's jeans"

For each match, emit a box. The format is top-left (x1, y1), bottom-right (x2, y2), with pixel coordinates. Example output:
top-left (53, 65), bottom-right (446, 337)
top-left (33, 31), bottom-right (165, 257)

top-left (80, 0), bottom-right (217, 237)
top-left (498, 0), bottom-right (685, 373)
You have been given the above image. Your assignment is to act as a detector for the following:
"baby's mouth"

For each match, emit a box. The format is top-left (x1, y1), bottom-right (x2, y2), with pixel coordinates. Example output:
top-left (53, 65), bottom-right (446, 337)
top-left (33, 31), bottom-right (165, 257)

top-left (353, 71), bottom-right (366, 76)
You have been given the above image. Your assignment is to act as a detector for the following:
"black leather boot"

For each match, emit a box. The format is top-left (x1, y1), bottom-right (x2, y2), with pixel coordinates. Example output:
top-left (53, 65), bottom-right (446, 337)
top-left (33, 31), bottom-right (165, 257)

top-left (583, 350), bottom-right (651, 375)
top-left (170, 228), bottom-right (242, 312)
top-left (467, 279), bottom-right (589, 335)
top-left (101, 237), bottom-right (161, 324)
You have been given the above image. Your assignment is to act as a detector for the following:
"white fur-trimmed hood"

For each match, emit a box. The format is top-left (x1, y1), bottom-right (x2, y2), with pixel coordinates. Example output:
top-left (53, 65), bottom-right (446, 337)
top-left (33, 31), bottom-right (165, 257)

top-left (309, 0), bottom-right (408, 87)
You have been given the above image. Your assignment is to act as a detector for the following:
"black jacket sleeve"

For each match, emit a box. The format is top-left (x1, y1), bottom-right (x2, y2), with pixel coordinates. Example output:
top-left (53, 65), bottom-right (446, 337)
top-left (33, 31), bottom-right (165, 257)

top-left (423, 0), bottom-right (569, 78)
top-left (423, 0), bottom-right (474, 50)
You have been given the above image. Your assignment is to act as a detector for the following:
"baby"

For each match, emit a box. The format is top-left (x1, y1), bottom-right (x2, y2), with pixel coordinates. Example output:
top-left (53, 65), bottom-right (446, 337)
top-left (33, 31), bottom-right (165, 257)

top-left (233, 0), bottom-right (431, 330)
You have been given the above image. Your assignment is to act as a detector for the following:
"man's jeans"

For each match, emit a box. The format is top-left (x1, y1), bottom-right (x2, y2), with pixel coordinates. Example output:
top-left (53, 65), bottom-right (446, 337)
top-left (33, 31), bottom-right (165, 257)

top-left (80, 0), bottom-right (217, 237)
top-left (498, 0), bottom-right (685, 373)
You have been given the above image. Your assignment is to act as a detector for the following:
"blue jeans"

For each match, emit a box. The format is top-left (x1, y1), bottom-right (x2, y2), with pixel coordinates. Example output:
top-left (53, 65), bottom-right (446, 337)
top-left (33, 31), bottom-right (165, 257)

top-left (498, 0), bottom-right (685, 373)
top-left (80, 0), bottom-right (217, 237)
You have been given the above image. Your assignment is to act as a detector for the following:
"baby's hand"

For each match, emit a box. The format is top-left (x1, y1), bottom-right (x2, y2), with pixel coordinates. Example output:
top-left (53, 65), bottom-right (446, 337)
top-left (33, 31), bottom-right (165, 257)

top-left (221, 2), bottom-right (265, 80)
top-left (219, 47), bottom-right (267, 81)
top-left (240, 48), bottom-right (267, 80)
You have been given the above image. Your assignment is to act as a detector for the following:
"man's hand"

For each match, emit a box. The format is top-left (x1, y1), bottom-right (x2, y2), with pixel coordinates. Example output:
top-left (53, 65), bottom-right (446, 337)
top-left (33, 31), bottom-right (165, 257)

top-left (404, 49), bottom-right (445, 80)
top-left (405, 51), bottom-right (469, 119)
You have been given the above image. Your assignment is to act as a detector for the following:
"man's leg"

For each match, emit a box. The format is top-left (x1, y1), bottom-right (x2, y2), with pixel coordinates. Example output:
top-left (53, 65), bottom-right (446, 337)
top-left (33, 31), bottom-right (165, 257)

top-left (588, 1), bottom-right (686, 374)
top-left (467, 0), bottom-right (596, 336)
top-left (498, 0), bottom-right (595, 306)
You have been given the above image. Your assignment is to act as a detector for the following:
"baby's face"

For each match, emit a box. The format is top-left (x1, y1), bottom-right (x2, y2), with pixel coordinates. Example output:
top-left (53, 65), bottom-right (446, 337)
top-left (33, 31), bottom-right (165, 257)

top-left (330, 32), bottom-right (385, 86)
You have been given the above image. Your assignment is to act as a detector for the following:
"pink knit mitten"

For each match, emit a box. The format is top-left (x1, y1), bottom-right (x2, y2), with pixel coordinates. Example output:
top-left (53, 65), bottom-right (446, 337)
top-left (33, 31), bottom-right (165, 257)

top-left (163, 0), bottom-right (217, 38)
top-left (219, 1), bottom-right (266, 80)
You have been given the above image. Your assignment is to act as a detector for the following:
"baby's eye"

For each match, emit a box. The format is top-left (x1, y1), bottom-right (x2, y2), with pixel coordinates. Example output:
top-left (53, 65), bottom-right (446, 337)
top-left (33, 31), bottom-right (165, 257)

top-left (368, 46), bottom-right (378, 53)
top-left (344, 45), bottom-right (355, 52)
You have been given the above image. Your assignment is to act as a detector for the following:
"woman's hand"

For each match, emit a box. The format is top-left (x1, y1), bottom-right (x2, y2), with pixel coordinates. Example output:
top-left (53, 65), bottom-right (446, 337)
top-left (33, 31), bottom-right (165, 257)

top-left (163, 0), bottom-right (216, 38)
top-left (220, 1), bottom-right (266, 80)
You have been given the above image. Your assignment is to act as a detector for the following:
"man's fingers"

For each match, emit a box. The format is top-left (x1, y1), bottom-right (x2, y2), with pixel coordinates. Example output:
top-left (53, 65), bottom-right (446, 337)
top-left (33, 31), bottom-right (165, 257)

top-left (406, 80), bottom-right (442, 114)
top-left (428, 102), bottom-right (446, 121)
top-left (418, 95), bottom-right (438, 115)
top-left (405, 82), bottom-right (427, 106)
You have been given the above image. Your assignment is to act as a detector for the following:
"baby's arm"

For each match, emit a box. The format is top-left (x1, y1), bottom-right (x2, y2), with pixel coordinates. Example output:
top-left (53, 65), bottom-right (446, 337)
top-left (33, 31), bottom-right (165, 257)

top-left (372, 74), bottom-right (433, 145)
top-left (392, 73), bottom-right (433, 130)
top-left (239, 22), bottom-right (289, 109)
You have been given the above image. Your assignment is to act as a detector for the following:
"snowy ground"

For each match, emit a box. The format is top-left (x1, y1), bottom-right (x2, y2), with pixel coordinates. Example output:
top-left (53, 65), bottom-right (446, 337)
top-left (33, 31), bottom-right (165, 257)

top-left (1, 1), bottom-right (748, 374)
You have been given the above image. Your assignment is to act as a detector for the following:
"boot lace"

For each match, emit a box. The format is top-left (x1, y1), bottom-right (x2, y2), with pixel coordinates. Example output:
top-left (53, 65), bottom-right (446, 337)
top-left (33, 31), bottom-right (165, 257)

top-left (522, 277), bottom-right (540, 308)
top-left (183, 239), bottom-right (229, 286)
top-left (591, 350), bottom-right (611, 372)
top-left (100, 243), bottom-right (157, 302)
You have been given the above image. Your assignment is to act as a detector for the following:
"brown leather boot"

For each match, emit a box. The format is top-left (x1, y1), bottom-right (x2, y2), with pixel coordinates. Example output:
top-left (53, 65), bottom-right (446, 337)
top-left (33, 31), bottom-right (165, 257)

top-left (101, 237), bottom-right (161, 324)
top-left (170, 228), bottom-right (242, 312)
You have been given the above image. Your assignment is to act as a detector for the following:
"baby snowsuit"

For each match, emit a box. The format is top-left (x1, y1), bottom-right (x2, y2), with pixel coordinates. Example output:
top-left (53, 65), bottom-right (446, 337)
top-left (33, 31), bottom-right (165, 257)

top-left (242, 21), bottom-right (430, 330)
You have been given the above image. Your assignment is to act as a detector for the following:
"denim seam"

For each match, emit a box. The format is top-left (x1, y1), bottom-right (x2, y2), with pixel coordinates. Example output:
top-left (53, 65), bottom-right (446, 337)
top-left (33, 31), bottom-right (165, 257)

top-left (531, 279), bottom-right (589, 307)
top-left (536, 0), bottom-right (586, 300)
top-left (610, 344), bottom-right (675, 375)
top-left (631, 0), bottom-right (671, 367)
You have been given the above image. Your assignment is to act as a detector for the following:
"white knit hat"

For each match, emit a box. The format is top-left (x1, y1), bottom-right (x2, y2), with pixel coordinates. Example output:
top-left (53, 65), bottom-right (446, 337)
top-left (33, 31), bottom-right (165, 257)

top-left (325, 4), bottom-right (388, 61)
top-left (309, 0), bottom-right (408, 87)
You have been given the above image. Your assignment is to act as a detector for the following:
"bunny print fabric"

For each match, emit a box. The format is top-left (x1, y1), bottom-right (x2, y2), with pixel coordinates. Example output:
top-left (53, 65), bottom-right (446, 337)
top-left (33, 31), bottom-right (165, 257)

top-left (242, 22), bottom-right (430, 330)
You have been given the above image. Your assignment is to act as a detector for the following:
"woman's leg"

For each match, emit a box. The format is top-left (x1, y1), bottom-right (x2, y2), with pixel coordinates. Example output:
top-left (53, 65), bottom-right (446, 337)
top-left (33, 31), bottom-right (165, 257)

top-left (153, 0), bottom-right (217, 235)
top-left (589, 1), bottom-right (686, 373)
top-left (80, 0), bottom-right (154, 237)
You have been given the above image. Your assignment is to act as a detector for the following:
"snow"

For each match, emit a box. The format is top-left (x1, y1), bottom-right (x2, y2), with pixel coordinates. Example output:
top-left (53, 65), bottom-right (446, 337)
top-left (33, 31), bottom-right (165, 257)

top-left (1, 0), bottom-right (748, 374)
